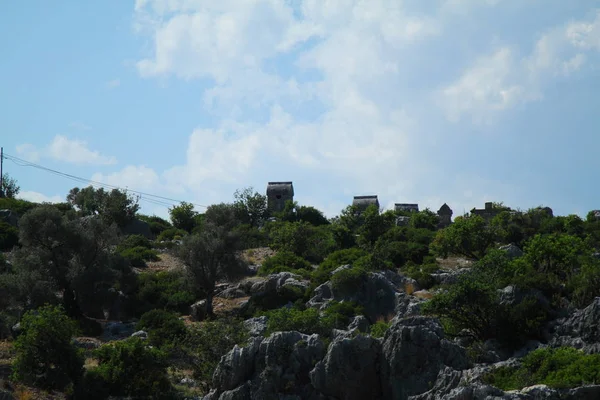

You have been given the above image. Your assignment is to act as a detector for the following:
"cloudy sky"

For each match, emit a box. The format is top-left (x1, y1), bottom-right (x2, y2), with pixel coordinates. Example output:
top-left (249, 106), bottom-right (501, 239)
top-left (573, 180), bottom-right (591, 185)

top-left (1, 1), bottom-right (599, 219)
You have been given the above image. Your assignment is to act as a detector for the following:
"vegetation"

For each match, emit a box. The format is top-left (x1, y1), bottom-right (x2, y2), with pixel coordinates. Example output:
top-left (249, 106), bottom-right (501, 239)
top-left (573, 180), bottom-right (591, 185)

top-left (67, 186), bottom-right (140, 227)
top-left (169, 201), bottom-right (198, 233)
top-left (484, 347), bottom-right (600, 390)
top-left (1, 173), bottom-right (20, 198)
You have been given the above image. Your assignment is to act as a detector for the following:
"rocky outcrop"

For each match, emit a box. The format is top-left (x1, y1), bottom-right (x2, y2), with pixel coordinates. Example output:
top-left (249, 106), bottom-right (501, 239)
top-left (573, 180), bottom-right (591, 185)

top-left (499, 243), bottom-right (524, 259)
top-left (243, 316), bottom-right (268, 337)
top-left (381, 316), bottom-right (471, 399)
top-left (0, 209), bottom-right (18, 227)
top-left (311, 334), bottom-right (382, 400)
top-left (549, 297), bottom-right (600, 353)
top-left (121, 218), bottom-right (153, 239)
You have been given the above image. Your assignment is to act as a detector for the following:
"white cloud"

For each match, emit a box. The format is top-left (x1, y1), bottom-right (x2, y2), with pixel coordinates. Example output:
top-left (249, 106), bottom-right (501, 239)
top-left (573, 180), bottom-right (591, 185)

top-left (18, 191), bottom-right (63, 204)
top-left (441, 10), bottom-right (600, 123)
top-left (69, 121), bottom-right (92, 131)
top-left (128, 1), bottom-right (600, 217)
top-left (16, 135), bottom-right (117, 166)
top-left (91, 165), bottom-right (161, 191)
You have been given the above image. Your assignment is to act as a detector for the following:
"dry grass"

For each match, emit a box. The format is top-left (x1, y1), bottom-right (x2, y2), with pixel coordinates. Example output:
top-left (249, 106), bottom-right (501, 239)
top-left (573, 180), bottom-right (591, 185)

top-left (14, 386), bottom-right (34, 400)
top-left (240, 247), bottom-right (275, 266)
top-left (376, 313), bottom-right (396, 324)
top-left (413, 290), bottom-right (434, 300)
top-left (436, 256), bottom-right (473, 271)
top-left (404, 281), bottom-right (416, 295)
top-left (212, 296), bottom-right (250, 316)
top-left (144, 253), bottom-right (186, 272)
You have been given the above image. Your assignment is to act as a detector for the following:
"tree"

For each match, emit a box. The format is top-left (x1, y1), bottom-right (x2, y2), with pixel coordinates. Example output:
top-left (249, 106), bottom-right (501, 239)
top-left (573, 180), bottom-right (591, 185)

top-left (67, 186), bottom-right (140, 227)
top-left (409, 209), bottom-right (440, 231)
top-left (204, 202), bottom-right (240, 231)
top-left (356, 206), bottom-right (396, 250)
top-left (11, 305), bottom-right (84, 390)
top-left (169, 201), bottom-right (198, 232)
top-left (14, 205), bottom-right (124, 319)
top-left (178, 223), bottom-right (246, 317)
top-left (234, 187), bottom-right (268, 228)
top-left (1, 173), bottom-right (20, 198)
top-left (431, 215), bottom-right (496, 260)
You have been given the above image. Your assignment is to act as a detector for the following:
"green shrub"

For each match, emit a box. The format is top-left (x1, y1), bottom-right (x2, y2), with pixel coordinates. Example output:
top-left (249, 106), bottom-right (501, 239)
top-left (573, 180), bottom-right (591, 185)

top-left (85, 338), bottom-right (173, 398)
top-left (133, 271), bottom-right (196, 315)
top-left (370, 320), bottom-right (391, 338)
top-left (403, 262), bottom-right (438, 289)
top-left (312, 248), bottom-right (367, 286)
top-left (321, 301), bottom-right (364, 329)
top-left (136, 309), bottom-right (187, 348)
top-left (484, 347), bottom-right (600, 390)
top-left (268, 221), bottom-right (335, 263)
top-left (264, 307), bottom-right (325, 336)
top-left (0, 197), bottom-right (37, 215)
top-left (259, 251), bottom-right (312, 276)
top-left (117, 234), bottom-right (153, 252)
top-left (138, 215), bottom-right (172, 236)
top-left (120, 246), bottom-right (159, 268)
top-left (330, 266), bottom-right (367, 295)
top-left (184, 317), bottom-right (249, 386)
top-left (157, 227), bottom-right (188, 242)
top-left (0, 221), bottom-right (19, 251)
top-left (11, 305), bottom-right (83, 390)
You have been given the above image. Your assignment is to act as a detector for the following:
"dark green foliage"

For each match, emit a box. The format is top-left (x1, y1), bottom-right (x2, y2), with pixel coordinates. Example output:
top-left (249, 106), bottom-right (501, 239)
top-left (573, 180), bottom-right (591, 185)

top-left (203, 202), bottom-right (241, 231)
top-left (312, 248), bottom-right (368, 286)
top-left (1, 173), bottom-right (20, 198)
top-left (138, 214), bottom-right (173, 236)
top-left (157, 227), bottom-right (188, 242)
top-left (67, 186), bottom-right (140, 228)
top-left (370, 320), bottom-right (391, 338)
top-left (409, 209), bottom-right (440, 231)
top-left (137, 309), bottom-right (187, 348)
top-left (259, 251), bottom-right (312, 276)
top-left (133, 270), bottom-right (197, 315)
top-left (356, 206), bottom-right (396, 250)
top-left (330, 266), bottom-right (367, 296)
top-left (11, 305), bottom-right (83, 390)
top-left (268, 220), bottom-right (335, 263)
top-left (0, 220), bottom-right (18, 250)
top-left (275, 200), bottom-right (329, 226)
top-left (0, 197), bottom-right (37, 215)
top-left (484, 347), bottom-right (600, 390)
top-left (169, 201), bottom-right (198, 233)
top-left (432, 215), bottom-right (496, 260)
top-left (234, 187), bottom-right (268, 228)
top-left (184, 318), bottom-right (249, 386)
top-left (117, 234), bottom-right (153, 251)
top-left (569, 258), bottom-right (600, 308)
top-left (233, 223), bottom-right (269, 249)
top-left (264, 307), bottom-right (330, 336)
top-left (86, 338), bottom-right (172, 398)
top-left (120, 246), bottom-right (160, 268)
top-left (321, 301), bottom-right (364, 329)
top-left (403, 261), bottom-right (438, 289)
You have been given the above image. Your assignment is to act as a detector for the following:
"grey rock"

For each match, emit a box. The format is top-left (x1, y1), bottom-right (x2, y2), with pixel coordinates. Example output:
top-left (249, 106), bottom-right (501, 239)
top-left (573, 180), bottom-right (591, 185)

top-left (395, 291), bottom-right (425, 317)
top-left (381, 316), bottom-right (470, 400)
top-left (243, 316), bottom-right (268, 337)
top-left (131, 330), bottom-right (148, 340)
top-left (331, 264), bottom-right (353, 275)
top-left (121, 218), bottom-right (153, 239)
top-left (306, 282), bottom-right (334, 310)
top-left (396, 216), bottom-right (411, 226)
top-left (218, 287), bottom-right (248, 299)
top-left (212, 337), bottom-right (263, 392)
top-left (310, 334), bottom-right (382, 400)
top-left (430, 269), bottom-right (470, 286)
top-left (499, 243), bottom-right (524, 259)
top-left (0, 209), bottom-right (18, 227)
top-left (11, 322), bottom-right (21, 338)
top-left (348, 315), bottom-right (371, 333)
top-left (191, 299), bottom-right (208, 322)
top-left (102, 321), bottom-right (136, 340)
top-left (550, 297), bottom-right (600, 353)
top-left (180, 377), bottom-right (198, 387)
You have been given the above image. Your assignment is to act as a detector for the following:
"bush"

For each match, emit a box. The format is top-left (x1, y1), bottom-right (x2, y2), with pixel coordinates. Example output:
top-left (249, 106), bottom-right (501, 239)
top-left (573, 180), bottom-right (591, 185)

top-left (321, 301), bottom-right (364, 329)
top-left (138, 215), bottom-right (172, 236)
top-left (370, 320), bottom-right (391, 338)
top-left (268, 221), bottom-right (335, 263)
top-left (120, 246), bottom-right (159, 268)
top-left (264, 307), bottom-right (326, 336)
top-left (0, 221), bottom-right (19, 251)
top-left (132, 271), bottom-right (197, 316)
top-left (312, 248), bottom-right (367, 286)
top-left (11, 305), bottom-right (83, 390)
top-left (84, 338), bottom-right (172, 398)
top-left (117, 234), bottom-right (153, 252)
top-left (259, 251), bottom-right (312, 276)
top-left (157, 227), bottom-right (189, 242)
top-left (403, 262), bottom-right (438, 289)
top-left (184, 318), bottom-right (249, 386)
top-left (330, 266), bottom-right (367, 296)
top-left (484, 347), bottom-right (600, 390)
top-left (136, 309), bottom-right (187, 348)
top-left (0, 197), bottom-right (37, 215)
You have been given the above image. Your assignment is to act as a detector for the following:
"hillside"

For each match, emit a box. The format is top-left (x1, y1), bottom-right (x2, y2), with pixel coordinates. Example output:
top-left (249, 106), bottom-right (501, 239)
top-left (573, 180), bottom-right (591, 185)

top-left (1, 187), bottom-right (600, 399)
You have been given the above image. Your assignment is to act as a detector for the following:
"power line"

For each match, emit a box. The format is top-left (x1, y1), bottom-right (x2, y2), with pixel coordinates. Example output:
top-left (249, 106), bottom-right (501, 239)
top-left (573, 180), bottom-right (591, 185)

top-left (2, 152), bottom-right (208, 209)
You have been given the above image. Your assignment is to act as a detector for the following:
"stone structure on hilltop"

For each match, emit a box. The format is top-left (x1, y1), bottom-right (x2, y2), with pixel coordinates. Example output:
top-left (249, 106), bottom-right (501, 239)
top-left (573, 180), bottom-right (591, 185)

top-left (394, 203), bottom-right (419, 213)
top-left (470, 202), bottom-right (501, 222)
top-left (437, 203), bottom-right (453, 228)
top-left (266, 182), bottom-right (294, 213)
top-left (352, 195), bottom-right (379, 214)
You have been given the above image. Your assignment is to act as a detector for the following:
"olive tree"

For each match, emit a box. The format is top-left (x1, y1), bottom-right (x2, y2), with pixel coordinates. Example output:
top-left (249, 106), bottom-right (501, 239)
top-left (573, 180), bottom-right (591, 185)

top-left (178, 223), bottom-right (246, 317)
top-left (1, 173), bottom-right (20, 198)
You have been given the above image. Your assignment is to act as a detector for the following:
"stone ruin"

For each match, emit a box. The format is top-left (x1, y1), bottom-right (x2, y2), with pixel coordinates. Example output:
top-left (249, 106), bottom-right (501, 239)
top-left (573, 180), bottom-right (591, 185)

top-left (470, 202), bottom-right (500, 222)
top-left (352, 195), bottom-right (380, 214)
top-left (394, 203), bottom-right (419, 213)
top-left (437, 203), bottom-right (453, 228)
top-left (266, 182), bottom-right (294, 213)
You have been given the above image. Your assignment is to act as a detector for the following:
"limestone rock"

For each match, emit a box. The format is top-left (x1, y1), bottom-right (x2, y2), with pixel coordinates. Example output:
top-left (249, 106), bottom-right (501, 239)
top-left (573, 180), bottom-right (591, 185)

top-left (499, 243), bottom-right (524, 259)
top-left (121, 218), bottom-right (153, 239)
top-left (243, 316), bottom-right (268, 337)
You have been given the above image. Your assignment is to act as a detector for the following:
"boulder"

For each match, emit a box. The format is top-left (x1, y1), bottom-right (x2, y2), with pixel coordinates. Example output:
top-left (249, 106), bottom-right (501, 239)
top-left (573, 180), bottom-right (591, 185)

top-left (380, 316), bottom-right (470, 399)
top-left (122, 218), bottom-right (153, 239)
top-left (243, 316), bottom-right (268, 337)
top-left (550, 297), bottom-right (600, 353)
top-left (499, 243), bottom-right (524, 259)
top-left (191, 300), bottom-right (209, 322)
top-left (311, 334), bottom-right (382, 400)
top-left (131, 330), bottom-right (148, 340)
top-left (348, 315), bottom-right (371, 333)
top-left (306, 282), bottom-right (334, 310)
top-left (0, 209), bottom-right (18, 227)
top-left (102, 321), bottom-right (136, 341)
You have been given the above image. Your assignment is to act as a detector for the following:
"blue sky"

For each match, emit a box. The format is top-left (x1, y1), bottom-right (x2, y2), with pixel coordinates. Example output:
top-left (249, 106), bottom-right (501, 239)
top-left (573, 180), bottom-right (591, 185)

top-left (1, 1), bottom-right (599, 219)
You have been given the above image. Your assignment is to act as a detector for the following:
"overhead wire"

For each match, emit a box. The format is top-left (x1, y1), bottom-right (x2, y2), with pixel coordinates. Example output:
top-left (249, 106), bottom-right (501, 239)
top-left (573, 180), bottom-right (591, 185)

top-left (1, 152), bottom-right (208, 210)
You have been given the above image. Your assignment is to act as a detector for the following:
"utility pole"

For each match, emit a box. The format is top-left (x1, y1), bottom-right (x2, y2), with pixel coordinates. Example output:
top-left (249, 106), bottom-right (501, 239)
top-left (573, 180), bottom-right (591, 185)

top-left (0, 147), bottom-right (4, 198)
